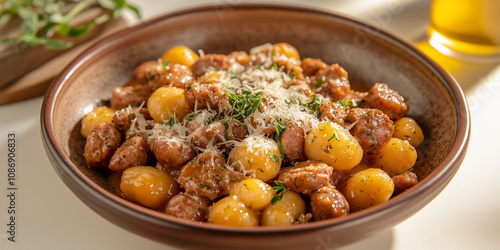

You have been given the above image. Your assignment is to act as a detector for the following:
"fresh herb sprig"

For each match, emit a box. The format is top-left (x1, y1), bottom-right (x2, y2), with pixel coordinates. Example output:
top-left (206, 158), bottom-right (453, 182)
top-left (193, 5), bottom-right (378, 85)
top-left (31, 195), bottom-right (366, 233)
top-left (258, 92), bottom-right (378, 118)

top-left (223, 88), bottom-right (267, 120)
top-left (0, 0), bottom-right (140, 49)
top-left (271, 180), bottom-right (289, 205)
top-left (338, 99), bottom-right (357, 109)
top-left (300, 94), bottom-right (322, 117)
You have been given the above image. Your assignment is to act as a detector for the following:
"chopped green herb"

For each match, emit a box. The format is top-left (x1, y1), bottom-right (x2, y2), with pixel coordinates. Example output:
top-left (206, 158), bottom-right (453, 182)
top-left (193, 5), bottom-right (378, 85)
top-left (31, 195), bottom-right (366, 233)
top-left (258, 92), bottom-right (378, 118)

top-left (281, 73), bottom-right (295, 86)
top-left (271, 181), bottom-right (289, 205)
top-left (223, 88), bottom-right (267, 120)
top-left (300, 94), bottom-right (321, 117)
top-left (359, 130), bottom-right (372, 136)
top-left (328, 133), bottom-right (339, 141)
top-left (167, 117), bottom-right (175, 127)
top-left (316, 77), bottom-right (324, 88)
top-left (339, 99), bottom-right (357, 108)
top-left (274, 119), bottom-right (286, 141)
top-left (272, 63), bottom-right (278, 71)
top-left (224, 121), bottom-right (232, 140)
top-left (184, 112), bottom-right (196, 121)
top-left (162, 61), bottom-right (171, 69)
top-left (269, 153), bottom-right (280, 164)
top-left (229, 69), bottom-right (239, 78)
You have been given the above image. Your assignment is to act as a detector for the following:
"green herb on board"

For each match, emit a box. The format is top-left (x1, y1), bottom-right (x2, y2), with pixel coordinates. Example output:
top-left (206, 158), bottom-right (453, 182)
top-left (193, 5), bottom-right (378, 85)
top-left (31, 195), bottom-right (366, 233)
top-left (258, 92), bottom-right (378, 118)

top-left (0, 0), bottom-right (141, 49)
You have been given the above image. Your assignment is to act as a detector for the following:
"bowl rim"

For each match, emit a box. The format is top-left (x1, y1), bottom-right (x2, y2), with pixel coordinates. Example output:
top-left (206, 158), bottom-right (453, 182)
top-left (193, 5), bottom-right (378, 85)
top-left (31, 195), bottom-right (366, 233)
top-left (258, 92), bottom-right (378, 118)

top-left (41, 3), bottom-right (471, 234)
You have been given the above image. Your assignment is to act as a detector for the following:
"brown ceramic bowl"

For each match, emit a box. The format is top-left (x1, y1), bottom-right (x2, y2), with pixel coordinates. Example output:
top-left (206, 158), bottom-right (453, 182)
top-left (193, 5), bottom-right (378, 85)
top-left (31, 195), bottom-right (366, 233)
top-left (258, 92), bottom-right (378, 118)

top-left (41, 4), bottom-right (470, 250)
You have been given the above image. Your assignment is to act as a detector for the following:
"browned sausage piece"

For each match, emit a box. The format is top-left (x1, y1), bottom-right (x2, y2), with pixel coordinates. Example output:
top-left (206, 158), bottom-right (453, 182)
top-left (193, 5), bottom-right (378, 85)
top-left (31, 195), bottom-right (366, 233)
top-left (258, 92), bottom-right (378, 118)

top-left (310, 64), bottom-right (350, 101)
top-left (186, 118), bottom-right (226, 149)
top-left (363, 83), bottom-right (409, 120)
top-left (148, 130), bottom-right (195, 169)
top-left (134, 60), bottom-right (161, 84)
top-left (310, 185), bottom-right (349, 220)
top-left (108, 134), bottom-right (149, 172)
top-left (134, 61), bottom-right (194, 90)
top-left (280, 121), bottom-right (307, 163)
top-left (278, 160), bottom-right (333, 196)
top-left (84, 123), bottom-right (122, 168)
top-left (110, 85), bottom-right (154, 110)
top-left (301, 58), bottom-right (327, 77)
top-left (165, 193), bottom-right (210, 221)
top-left (185, 82), bottom-right (227, 110)
top-left (347, 108), bottom-right (394, 155)
top-left (191, 54), bottom-right (230, 77)
top-left (319, 100), bottom-right (348, 127)
top-left (225, 119), bottom-right (249, 142)
top-left (392, 171), bottom-right (418, 195)
top-left (341, 90), bottom-right (367, 108)
top-left (177, 151), bottom-right (228, 200)
top-left (152, 64), bottom-right (194, 90)
top-left (112, 107), bottom-right (152, 133)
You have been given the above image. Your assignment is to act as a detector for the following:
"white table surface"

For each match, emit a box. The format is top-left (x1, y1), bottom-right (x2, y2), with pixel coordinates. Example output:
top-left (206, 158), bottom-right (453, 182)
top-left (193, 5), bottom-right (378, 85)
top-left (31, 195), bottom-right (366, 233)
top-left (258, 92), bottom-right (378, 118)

top-left (1, 0), bottom-right (499, 249)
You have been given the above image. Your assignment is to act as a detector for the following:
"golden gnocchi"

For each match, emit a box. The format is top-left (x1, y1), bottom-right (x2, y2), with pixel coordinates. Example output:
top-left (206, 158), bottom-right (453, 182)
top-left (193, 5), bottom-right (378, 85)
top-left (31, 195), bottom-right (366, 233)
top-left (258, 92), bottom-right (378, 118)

top-left (160, 45), bottom-right (199, 67)
top-left (120, 166), bottom-right (180, 209)
top-left (261, 191), bottom-right (307, 226)
top-left (229, 178), bottom-right (274, 211)
top-left (342, 168), bottom-right (394, 212)
top-left (208, 195), bottom-right (259, 227)
top-left (305, 122), bottom-right (363, 171)
top-left (228, 136), bottom-right (281, 182)
top-left (80, 106), bottom-right (115, 138)
top-left (393, 117), bottom-right (425, 147)
top-left (147, 86), bottom-right (191, 123)
top-left (374, 138), bottom-right (418, 176)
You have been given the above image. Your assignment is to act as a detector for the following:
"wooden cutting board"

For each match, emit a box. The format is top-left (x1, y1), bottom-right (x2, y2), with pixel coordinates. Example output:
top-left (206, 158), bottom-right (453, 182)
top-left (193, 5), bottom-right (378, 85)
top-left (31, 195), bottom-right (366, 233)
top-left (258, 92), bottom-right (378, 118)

top-left (0, 7), bottom-right (128, 105)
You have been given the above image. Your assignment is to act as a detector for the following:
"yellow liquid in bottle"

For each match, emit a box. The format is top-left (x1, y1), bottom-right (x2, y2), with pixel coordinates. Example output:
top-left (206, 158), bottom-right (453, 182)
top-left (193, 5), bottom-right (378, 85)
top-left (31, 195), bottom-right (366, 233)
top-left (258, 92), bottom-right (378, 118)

top-left (429, 0), bottom-right (500, 57)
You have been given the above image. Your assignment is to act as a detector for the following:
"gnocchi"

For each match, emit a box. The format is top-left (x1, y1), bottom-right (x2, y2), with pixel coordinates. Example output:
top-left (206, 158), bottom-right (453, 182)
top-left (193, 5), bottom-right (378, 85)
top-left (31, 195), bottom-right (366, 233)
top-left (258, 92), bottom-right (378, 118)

top-left (147, 86), bottom-right (191, 123)
top-left (229, 178), bottom-right (273, 211)
top-left (393, 117), bottom-right (425, 147)
top-left (228, 136), bottom-right (281, 181)
top-left (342, 168), bottom-right (394, 212)
top-left (305, 121), bottom-right (363, 171)
top-left (373, 138), bottom-right (418, 176)
top-left (261, 191), bottom-right (306, 226)
top-left (120, 166), bottom-right (181, 209)
top-left (208, 195), bottom-right (259, 227)
top-left (80, 106), bottom-right (115, 138)
top-left (160, 45), bottom-right (199, 67)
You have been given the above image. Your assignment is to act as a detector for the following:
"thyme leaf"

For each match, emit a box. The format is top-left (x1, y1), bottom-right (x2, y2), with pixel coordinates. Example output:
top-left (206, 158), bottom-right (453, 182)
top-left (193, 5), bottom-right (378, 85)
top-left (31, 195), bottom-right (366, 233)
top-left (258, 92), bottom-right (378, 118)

top-left (269, 153), bottom-right (280, 164)
top-left (271, 180), bottom-right (289, 205)
top-left (223, 88), bottom-right (267, 120)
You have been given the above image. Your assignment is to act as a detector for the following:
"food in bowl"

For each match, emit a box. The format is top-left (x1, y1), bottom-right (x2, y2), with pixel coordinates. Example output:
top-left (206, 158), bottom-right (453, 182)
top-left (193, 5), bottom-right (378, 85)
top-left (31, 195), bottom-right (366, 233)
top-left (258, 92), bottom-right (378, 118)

top-left (80, 42), bottom-right (424, 227)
